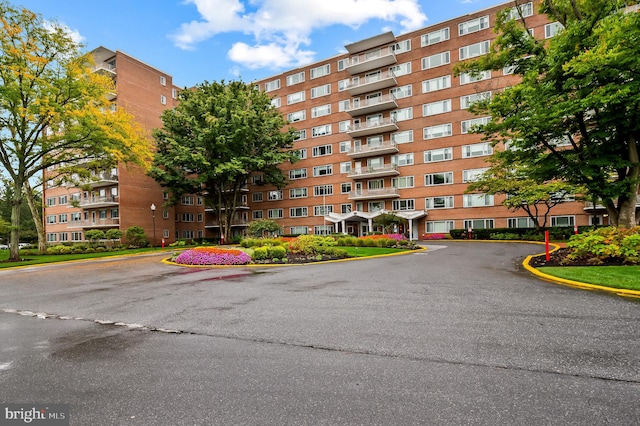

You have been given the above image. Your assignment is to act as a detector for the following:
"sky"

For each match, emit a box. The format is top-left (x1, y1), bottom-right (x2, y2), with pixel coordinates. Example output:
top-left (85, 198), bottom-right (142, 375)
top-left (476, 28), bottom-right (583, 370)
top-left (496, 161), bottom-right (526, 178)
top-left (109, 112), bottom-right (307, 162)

top-left (15, 0), bottom-right (504, 88)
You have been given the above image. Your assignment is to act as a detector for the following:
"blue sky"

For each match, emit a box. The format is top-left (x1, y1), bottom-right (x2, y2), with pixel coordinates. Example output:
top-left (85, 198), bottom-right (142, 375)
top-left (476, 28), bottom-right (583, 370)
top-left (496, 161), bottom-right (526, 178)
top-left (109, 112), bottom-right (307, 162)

top-left (16, 0), bottom-right (504, 88)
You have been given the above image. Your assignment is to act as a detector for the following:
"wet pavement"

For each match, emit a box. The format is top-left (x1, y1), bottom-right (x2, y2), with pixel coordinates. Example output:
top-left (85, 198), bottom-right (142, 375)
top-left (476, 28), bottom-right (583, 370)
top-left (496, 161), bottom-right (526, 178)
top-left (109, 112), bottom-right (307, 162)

top-left (0, 244), bottom-right (639, 425)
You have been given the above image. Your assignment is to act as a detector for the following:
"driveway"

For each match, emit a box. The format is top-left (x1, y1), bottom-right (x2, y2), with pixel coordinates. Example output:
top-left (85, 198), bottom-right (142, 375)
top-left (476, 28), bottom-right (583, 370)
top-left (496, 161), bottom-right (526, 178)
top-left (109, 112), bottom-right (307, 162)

top-left (0, 242), bottom-right (638, 425)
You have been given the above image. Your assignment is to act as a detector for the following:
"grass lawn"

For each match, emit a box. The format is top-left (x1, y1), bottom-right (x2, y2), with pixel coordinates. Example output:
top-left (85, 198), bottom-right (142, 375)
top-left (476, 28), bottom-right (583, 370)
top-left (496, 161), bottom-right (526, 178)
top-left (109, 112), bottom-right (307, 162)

top-left (339, 246), bottom-right (415, 257)
top-left (538, 266), bottom-right (640, 291)
top-left (0, 247), bottom-right (168, 269)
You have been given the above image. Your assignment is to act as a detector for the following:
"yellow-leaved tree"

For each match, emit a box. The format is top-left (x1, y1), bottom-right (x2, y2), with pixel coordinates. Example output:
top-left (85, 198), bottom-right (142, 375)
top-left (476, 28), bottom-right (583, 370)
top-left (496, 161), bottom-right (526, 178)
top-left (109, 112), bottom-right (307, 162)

top-left (0, 2), bottom-right (151, 260)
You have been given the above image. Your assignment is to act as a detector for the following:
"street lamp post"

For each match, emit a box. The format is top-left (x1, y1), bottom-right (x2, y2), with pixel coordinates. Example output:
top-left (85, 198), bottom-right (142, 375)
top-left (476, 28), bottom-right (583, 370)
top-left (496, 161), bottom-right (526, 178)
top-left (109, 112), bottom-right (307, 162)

top-left (150, 203), bottom-right (156, 248)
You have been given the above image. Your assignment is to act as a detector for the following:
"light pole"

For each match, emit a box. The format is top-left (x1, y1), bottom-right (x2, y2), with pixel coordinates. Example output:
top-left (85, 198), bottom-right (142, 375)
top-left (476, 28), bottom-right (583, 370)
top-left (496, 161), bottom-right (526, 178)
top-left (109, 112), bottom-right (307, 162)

top-left (150, 203), bottom-right (156, 248)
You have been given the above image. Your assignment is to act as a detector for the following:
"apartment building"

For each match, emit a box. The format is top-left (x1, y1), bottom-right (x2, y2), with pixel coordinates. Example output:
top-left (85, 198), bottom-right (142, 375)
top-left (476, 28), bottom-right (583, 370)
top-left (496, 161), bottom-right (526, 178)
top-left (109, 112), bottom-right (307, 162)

top-left (43, 47), bottom-right (204, 245)
top-left (244, 0), bottom-right (617, 240)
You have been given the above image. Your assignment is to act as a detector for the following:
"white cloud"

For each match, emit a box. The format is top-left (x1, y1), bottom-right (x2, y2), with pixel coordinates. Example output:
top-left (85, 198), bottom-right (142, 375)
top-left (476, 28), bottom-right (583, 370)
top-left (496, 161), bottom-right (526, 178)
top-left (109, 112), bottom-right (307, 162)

top-left (173, 0), bottom-right (427, 69)
top-left (43, 20), bottom-right (85, 45)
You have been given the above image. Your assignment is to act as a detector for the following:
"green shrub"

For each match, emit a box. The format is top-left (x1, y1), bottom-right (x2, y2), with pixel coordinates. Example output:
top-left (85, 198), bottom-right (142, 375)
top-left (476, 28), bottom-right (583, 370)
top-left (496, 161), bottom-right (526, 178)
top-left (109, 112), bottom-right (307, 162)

top-left (21, 249), bottom-right (37, 256)
top-left (85, 247), bottom-right (96, 253)
top-left (567, 226), bottom-right (640, 264)
top-left (72, 248), bottom-right (84, 254)
top-left (95, 247), bottom-right (106, 253)
top-left (268, 245), bottom-right (287, 259)
top-left (490, 232), bottom-right (522, 240)
top-left (355, 238), bottom-right (365, 247)
top-left (125, 226), bottom-right (148, 247)
top-left (363, 238), bottom-right (377, 247)
top-left (252, 246), bottom-right (269, 260)
top-left (287, 235), bottom-right (331, 255)
top-left (397, 239), bottom-right (409, 246)
top-left (47, 245), bottom-right (72, 255)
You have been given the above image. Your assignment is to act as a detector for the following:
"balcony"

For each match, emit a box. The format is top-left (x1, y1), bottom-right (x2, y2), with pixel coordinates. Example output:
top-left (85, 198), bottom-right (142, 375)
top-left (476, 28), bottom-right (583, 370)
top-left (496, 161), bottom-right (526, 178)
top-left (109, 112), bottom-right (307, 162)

top-left (348, 188), bottom-right (400, 200)
top-left (205, 202), bottom-right (250, 211)
top-left (79, 196), bottom-right (119, 208)
top-left (93, 61), bottom-right (116, 76)
top-left (348, 140), bottom-right (398, 159)
top-left (106, 91), bottom-right (117, 101)
top-left (347, 164), bottom-right (400, 179)
top-left (347, 117), bottom-right (398, 138)
top-left (67, 218), bottom-right (120, 229)
top-left (346, 94), bottom-right (398, 117)
top-left (584, 195), bottom-right (640, 210)
top-left (344, 46), bottom-right (397, 75)
top-left (86, 173), bottom-right (118, 189)
top-left (347, 71), bottom-right (397, 96)
top-left (205, 219), bottom-right (249, 229)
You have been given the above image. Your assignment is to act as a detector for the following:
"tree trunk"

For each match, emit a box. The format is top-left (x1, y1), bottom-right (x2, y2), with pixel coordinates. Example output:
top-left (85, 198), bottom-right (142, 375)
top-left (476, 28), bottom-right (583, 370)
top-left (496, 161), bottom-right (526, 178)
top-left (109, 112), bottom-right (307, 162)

top-left (617, 196), bottom-right (637, 228)
top-left (24, 182), bottom-right (47, 254)
top-left (9, 179), bottom-right (23, 261)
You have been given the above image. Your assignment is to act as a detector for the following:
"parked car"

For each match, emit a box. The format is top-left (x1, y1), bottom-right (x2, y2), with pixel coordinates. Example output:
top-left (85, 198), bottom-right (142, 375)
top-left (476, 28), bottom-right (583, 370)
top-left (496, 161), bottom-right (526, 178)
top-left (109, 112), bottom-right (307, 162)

top-left (18, 243), bottom-right (31, 249)
top-left (0, 244), bottom-right (8, 250)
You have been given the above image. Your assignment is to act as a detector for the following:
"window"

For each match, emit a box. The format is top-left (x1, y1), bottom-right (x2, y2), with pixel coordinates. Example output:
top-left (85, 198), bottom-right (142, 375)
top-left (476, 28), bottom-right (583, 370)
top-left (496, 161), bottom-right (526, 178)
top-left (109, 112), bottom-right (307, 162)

top-left (286, 71), bottom-right (305, 86)
top-left (461, 117), bottom-right (491, 134)
top-left (545, 22), bottom-right (564, 38)
top-left (551, 215), bottom-right (575, 227)
top-left (459, 15), bottom-right (489, 36)
top-left (290, 207), bottom-right (308, 217)
top-left (310, 64), bottom-right (330, 79)
top-left (289, 187), bottom-right (308, 198)
top-left (311, 104), bottom-right (331, 118)
top-left (462, 142), bottom-right (492, 158)
top-left (340, 162), bottom-right (352, 174)
top-left (503, 64), bottom-right (516, 75)
top-left (391, 153), bottom-right (414, 166)
top-left (389, 62), bottom-right (412, 77)
top-left (46, 197), bottom-right (56, 207)
top-left (426, 220), bottom-right (454, 233)
top-left (160, 95), bottom-right (167, 105)
top-left (425, 196), bottom-right (454, 209)
top-left (163, 210), bottom-right (169, 219)
top-left (252, 210), bottom-right (263, 220)
top-left (313, 185), bottom-right (333, 196)
top-left (391, 39), bottom-right (411, 54)
top-left (391, 107), bottom-right (413, 122)
top-left (313, 165), bottom-right (333, 177)
top-left (182, 230), bottom-right (195, 239)
top-left (338, 100), bottom-right (351, 112)
top-left (172, 88), bottom-right (178, 99)
top-left (464, 219), bottom-right (494, 229)
top-left (99, 210), bottom-right (107, 219)
top-left (338, 79), bottom-right (350, 91)
top-left (459, 70), bottom-right (491, 85)
top-left (268, 209), bottom-right (284, 219)
top-left (71, 232), bottom-right (83, 241)
top-left (422, 27), bottom-right (450, 46)
top-left (392, 176), bottom-right (414, 188)
top-left (58, 214), bottom-right (68, 223)
top-left (287, 91), bottom-right (305, 104)
top-left (311, 84), bottom-right (331, 98)
top-left (550, 135), bottom-right (572, 147)
top-left (425, 172), bottom-right (454, 186)
top-left (181, 195), bottom-right (194, 205)
top-left (339, 141), bottom-right (351, 153)
top-left (341, 182), bottom-right (352, 194)
top-left (70, 193), bottom-right (81, 202)
top-left (314, 205), bottom-right (333, 216)
top-left (337, 58), bottom-right (349, 71)
top-left (459, 41), bottom-right (490, 60)
top-left (424, 123), bottom-right (453, 139)
top-left (392, 199), bottom-right (415, 211)
top-left (508, 217), bottom-right (536, 228)
top-left (391, 130), bottom-right (413, 144)
top-left (463, 168), bottom-right (489, 183)
top-left (423, 99), bottom-right (452, 116)
top-left (339, 120), bottom-right (350, 133)
top-left (390, 85), bottom-right (412, 99)
top-left (181, 213), bottom-right (195, 222)
top-left (265, 79), bottom-right (281, 92)
top-left (424, 147), bottom-right (453, 163)
top-left (252, 192), bottom-right (263, 202)
top-left (312, 124), bottom-right (332, 138)
top-left (289, 168), bottom-right (307, 180)
top-left (196, 196), bottom-right (203, 205)
top-left (70, 212), bottom-right (81, 222)
top-left (268, 190), bottom-right (283, 201)
top-left (312, 145), bottom-right (332, 157)
top-left (46, 215), bottom-right (56, 224)
top-left (57, 195), bottom-right (67, 205)
top-left (460, 91), bottom-right (492, 109)
top-left (368, 179), bottom-right (384, 190)
top-left (314, 225), bottom-right (333, 235)
top-left (160, 76), bottom-right (166, 86)
top-left (341, 204), bottom-right (352, 214)
top-left (290, 226), bottom-right (309, 235)
top-left (162, 191), bottom-right (169, 200)
top-left (507, 2), bottom-right (534, 20)
top-left (271, 97), bottom-right (281, 108)
top-left (294, 130), bottom-right (307, 141)
top-left (422, 75), bottom-right (451, 93)
top-left (47, 233), bottom-right (57, 242)
top-left (422, 52), bottom-right (450, 69)
top-left (463, 194), bottom-right (494, 207)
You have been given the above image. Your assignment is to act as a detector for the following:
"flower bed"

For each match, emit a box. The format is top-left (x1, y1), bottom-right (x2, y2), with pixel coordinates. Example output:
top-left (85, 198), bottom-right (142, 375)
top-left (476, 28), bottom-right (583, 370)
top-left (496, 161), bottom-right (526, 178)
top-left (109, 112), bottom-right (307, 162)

top-left (174, 247), bottom-right (252, 265)
top-left (360, 233), bottom-right (406, 241)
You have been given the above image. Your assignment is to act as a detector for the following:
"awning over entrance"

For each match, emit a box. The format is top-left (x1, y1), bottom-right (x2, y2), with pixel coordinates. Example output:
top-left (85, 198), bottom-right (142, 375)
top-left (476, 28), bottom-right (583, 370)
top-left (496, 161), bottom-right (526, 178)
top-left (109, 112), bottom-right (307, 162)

top-left (325, 209), bottom-right (427, 240)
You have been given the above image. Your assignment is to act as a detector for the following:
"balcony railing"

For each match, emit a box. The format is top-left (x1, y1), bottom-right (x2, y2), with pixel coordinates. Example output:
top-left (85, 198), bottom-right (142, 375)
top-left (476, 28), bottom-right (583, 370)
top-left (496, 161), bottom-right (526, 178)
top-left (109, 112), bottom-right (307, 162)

top-left (344, 46), bottom-right (397, 75)
top-left (348, 188), bottom-right (400, 200)
top-left (347, 117), bottom-right (398, 138)
top-left (87, 173), bottom-right (118, 188)
top-left (584, 195), bottom-right (640, 210)
top-left (347, 70), bottom-right (397, 96)
top-left (67, 218), bottom-right (120, 229)
top-left (93, 62), bottom-right (116, 75)
top-left (204, 219), bottom-right (249, 228)
top-left (345, 93), bottom-right (398, 117)
top-left (348, 140), bottom-right (398, 159)
top-left (79, 196), bottom-right (119, 208)
top-left (347, 164), bottom-right (400, 179)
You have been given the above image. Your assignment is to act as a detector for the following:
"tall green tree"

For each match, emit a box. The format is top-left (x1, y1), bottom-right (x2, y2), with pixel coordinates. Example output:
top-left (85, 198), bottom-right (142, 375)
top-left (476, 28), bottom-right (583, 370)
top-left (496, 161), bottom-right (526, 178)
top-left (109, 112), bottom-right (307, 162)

top-left (149, 80), bottom-right (298, 243)
top-left (0, 2), bottom-right (151, 260)
top-left (457, 0), bottom-right (640, 227)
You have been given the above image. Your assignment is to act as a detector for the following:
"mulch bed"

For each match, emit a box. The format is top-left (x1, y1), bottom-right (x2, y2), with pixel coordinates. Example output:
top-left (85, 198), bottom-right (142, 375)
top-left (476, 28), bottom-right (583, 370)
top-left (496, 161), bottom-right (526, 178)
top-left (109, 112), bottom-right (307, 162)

top-left (528, 248), bottom-right (630, 267)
